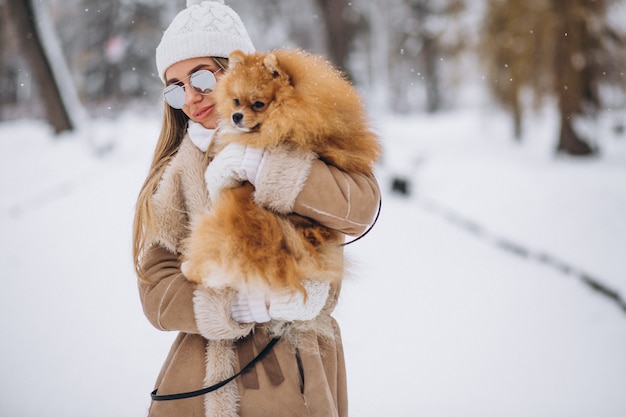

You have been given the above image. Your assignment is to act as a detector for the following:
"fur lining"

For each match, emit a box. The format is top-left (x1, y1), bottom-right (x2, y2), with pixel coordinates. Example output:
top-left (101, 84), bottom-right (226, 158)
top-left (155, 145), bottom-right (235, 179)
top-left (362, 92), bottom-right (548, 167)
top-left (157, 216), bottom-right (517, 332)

top-left (204, 340), bottom-right (239, 417)
top-left (193, 287), bottom-right (254, 341)
top-left (152, 136), bottom-right (245, 417)
top-left (266, 315), bottom-right (335, 355)
top-left (151, 136), bottom-right (210, 252)
top-left (253, 146), bottom-right (316, 213)
top-left (193, 286), bottom-right (252, 417)
top-left (150, 163), bottom-right (186, 253)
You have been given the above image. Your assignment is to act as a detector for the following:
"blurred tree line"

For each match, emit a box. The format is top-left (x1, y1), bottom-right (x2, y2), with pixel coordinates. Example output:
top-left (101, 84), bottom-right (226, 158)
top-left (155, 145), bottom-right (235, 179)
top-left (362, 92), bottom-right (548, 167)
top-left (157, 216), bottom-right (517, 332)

top-left (482, 0), bottom-right (626, 155)
top-left (1, 0), bottom-right (624, 155)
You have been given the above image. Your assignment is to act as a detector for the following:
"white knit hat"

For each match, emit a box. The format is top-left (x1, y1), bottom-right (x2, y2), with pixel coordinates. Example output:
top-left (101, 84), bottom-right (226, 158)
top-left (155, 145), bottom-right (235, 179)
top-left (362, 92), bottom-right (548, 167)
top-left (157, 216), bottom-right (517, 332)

top-left (156, 0), bottom-right (255, 82)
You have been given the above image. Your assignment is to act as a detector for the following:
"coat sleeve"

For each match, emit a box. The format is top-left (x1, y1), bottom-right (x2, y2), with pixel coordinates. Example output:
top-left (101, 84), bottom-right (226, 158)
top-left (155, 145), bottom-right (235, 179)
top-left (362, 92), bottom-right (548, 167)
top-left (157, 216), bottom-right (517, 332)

top-left (138, 245), bottom-right (200, 333)
top-left (252, 147), bottom-right (381, 237)
top-left (138, 245), bottom-right (255, 340)
top-left (294, 160), bottom-right (380, 236)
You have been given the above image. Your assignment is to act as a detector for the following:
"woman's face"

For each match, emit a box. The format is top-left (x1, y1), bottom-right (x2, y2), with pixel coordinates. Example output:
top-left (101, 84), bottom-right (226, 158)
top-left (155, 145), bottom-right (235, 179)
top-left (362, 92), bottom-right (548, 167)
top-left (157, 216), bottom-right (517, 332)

top-left (164, 57), bottom-right (224, 129)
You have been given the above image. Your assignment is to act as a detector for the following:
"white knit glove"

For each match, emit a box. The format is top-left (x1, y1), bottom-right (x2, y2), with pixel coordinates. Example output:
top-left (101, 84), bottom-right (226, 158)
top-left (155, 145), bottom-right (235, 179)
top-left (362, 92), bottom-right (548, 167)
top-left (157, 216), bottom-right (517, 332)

top-left (268, 280), bottom-right (331, 322)
top-left (230, 280), bottom-right (331, 323)
top-left (205, 143), bottom-right (265, 200)
top-left (230, 292), bottom-right (271, 323)
top-left (241, 146), bottom-right (266, 186)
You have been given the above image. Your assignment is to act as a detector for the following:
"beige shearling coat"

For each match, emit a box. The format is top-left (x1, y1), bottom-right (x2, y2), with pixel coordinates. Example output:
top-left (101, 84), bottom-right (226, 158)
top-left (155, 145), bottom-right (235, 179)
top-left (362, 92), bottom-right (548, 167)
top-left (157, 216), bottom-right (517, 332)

top-left (139, 135), bottom-right (380, 417)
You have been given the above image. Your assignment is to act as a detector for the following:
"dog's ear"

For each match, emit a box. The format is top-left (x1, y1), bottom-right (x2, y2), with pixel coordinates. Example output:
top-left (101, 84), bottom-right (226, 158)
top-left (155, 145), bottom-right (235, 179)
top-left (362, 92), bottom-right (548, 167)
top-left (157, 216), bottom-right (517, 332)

top-left (228, 50), bottom-right (246, 68)
top-left (262, 53), bottom-right (283, 79)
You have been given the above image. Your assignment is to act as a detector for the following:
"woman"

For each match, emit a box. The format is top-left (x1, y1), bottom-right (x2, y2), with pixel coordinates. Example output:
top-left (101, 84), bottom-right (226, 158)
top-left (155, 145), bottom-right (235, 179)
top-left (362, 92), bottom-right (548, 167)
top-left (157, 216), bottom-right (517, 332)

top-left (132, 1), bottom-right (380, 416)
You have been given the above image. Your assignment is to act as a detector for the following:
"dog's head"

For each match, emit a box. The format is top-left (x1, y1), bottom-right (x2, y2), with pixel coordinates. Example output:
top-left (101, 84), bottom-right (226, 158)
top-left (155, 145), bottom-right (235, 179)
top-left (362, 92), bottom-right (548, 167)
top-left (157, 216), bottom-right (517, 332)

top-left (216, 50), bottom-right (292, 133)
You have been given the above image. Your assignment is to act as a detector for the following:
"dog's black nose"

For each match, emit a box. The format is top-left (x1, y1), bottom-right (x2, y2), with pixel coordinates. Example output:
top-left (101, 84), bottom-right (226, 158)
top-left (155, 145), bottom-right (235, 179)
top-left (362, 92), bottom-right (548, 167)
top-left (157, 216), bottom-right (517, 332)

top-left (232, 112), bottom-right (243, 124)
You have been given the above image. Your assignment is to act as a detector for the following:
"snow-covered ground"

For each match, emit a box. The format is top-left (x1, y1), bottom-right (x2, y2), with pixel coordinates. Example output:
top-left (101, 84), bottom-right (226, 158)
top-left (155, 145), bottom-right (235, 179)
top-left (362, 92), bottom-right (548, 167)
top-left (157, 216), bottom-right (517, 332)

top-left (1, 107), bottom-right (625, 416)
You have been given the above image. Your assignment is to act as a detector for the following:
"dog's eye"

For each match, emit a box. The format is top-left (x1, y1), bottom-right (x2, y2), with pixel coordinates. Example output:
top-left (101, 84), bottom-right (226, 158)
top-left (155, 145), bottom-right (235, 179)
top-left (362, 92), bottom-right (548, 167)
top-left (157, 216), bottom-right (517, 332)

top-left (233, 98), bottom-right (240, 107)
top-left (252, 101), bottom-right (265, 110)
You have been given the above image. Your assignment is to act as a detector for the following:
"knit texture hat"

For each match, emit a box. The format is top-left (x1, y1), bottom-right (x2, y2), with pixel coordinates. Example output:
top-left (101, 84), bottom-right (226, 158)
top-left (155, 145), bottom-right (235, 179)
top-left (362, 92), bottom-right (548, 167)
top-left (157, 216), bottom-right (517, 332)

top-left (156, 0), bottom-right (255, 82)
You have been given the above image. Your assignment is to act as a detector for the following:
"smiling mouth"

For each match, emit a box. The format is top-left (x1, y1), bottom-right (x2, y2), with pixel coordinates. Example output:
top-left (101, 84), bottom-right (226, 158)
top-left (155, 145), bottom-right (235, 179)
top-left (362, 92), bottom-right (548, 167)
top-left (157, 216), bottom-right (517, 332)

top-left (193, 106), bottom-right (213, 119)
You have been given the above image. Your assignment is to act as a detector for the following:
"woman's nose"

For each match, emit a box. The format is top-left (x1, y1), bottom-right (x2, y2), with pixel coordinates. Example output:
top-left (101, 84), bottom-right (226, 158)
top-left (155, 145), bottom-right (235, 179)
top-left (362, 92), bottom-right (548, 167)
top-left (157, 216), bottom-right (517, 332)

top-left (184, 86), bottom-right (202, 106)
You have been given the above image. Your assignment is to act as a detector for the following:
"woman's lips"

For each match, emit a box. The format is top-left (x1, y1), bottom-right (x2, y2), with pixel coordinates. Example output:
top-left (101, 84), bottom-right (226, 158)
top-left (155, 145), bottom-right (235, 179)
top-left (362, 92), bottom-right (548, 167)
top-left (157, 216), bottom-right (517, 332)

top-left (193, 105), bottom-right (213, 119)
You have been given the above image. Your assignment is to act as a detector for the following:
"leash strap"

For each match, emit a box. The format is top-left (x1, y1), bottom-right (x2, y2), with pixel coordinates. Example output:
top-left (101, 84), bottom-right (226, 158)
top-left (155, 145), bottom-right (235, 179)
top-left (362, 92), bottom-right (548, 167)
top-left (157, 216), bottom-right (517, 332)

top-left (150, 195), bottom-right (381, 401)
top-left (150, 335), bottom-right (281, 402)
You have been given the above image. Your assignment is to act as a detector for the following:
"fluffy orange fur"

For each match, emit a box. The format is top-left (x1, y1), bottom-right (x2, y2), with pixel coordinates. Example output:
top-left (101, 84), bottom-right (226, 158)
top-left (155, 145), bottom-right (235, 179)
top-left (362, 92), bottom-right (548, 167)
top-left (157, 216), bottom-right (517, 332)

top-left (182, 49), bottom-right (381, 297)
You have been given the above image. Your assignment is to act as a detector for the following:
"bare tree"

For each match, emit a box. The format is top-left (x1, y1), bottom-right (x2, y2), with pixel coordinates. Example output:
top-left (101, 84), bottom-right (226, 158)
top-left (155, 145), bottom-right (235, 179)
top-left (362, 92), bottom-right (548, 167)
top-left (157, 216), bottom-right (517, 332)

top-left (0, 1), bottom-right (21, 118)
top-left (386, 0), bottom-right (466, 113)
top-left (314, 0), bottom-right (359, 74)
top-left (409, 0), bottom-right (464, 112)
top-left (551, 0), bottom-right (618, 155)
top-left (4, 0), bottom-right (73, 133)
top-left (482, 1), bottom-right (553, 139)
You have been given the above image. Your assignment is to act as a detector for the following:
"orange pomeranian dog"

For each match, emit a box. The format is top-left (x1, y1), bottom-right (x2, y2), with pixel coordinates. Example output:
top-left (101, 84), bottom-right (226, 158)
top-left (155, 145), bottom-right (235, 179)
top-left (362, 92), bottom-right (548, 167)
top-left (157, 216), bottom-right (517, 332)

top-left (182, 49), bottom-right (381, 298)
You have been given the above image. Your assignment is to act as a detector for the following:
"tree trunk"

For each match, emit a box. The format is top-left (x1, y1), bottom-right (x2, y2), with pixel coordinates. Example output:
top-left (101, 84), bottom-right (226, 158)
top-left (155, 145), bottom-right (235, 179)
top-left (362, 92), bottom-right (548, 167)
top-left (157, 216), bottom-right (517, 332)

top-left (551, 0), bottom-right (595, 156)
top-left (4, 0), bottom-right (73, 134)
top-left (422, 35), bottom-right (441, 113)
top-left (512, 95), bottom-right (522, 141)
top-left (557, 114), bottom-right (594, 155)
top-left (315, 0), bottom-right (352, 74)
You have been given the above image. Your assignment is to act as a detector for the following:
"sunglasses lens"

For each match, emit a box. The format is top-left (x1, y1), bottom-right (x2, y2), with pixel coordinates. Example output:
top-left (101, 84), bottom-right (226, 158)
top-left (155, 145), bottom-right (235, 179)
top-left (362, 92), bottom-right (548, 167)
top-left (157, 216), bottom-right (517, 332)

top-left (190, 70), bottom-right (217, 94)
top-left (163, 70), bottom-right (218, 109)
top-left (163, 84), bottom-right (185, 109)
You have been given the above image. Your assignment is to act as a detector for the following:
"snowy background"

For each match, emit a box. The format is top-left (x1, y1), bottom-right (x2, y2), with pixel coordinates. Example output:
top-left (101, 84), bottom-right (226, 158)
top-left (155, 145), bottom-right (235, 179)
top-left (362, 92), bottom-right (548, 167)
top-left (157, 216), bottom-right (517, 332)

top-left (1, 105), bottom-right (626, 416)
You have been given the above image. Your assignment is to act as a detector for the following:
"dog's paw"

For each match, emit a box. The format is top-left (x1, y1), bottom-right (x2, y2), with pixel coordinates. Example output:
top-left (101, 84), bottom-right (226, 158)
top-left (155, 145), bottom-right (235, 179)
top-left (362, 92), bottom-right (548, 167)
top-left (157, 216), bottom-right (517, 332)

top-left (201, 270), bottom-right (230, 290)
top-left (181, 260), bottom-right (201, 284)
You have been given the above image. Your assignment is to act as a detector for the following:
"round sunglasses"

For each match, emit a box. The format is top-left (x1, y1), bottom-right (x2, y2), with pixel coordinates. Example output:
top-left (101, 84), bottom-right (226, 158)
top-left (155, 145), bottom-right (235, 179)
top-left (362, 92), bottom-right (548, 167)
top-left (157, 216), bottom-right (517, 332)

top-left (163, 69), bottom-right (220, 109)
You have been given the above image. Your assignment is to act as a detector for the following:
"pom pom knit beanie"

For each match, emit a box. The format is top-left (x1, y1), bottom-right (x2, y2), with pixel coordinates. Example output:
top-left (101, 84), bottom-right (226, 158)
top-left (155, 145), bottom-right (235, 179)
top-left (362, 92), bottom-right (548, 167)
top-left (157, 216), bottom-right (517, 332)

top-left (156, 0), bottom-right (255, 82)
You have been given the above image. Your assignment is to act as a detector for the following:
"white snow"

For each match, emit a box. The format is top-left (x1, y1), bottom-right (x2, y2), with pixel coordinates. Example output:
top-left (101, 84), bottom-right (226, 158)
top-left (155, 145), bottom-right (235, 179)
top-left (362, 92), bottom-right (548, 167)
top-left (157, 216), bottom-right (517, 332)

top-left (1, 107), bottom-right (625, 416)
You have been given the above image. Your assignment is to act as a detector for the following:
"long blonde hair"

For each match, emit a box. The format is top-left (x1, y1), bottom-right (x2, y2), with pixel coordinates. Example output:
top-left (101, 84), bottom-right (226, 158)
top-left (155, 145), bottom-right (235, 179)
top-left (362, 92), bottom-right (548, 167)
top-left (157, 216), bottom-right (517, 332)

top-left (132, 57), bottom-right (228, 280)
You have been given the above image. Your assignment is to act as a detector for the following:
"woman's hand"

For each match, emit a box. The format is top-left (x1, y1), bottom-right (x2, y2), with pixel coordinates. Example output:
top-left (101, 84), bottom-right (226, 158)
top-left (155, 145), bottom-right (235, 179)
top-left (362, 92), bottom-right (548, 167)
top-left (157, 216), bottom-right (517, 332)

top-left (230, 292), bottom-right (271, 323)
top-left (204, 143), bottom-right (265, 200)
top-left (230, 280), bottom-right (331, 324)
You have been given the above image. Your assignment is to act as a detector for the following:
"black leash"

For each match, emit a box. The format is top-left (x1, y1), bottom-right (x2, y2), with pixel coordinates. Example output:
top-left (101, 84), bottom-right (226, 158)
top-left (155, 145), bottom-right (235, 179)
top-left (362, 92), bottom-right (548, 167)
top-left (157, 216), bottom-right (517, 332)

top-left (151, 335), bottom-right (281, 402)
top-left (150, 196), bottom-right (381, 401)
